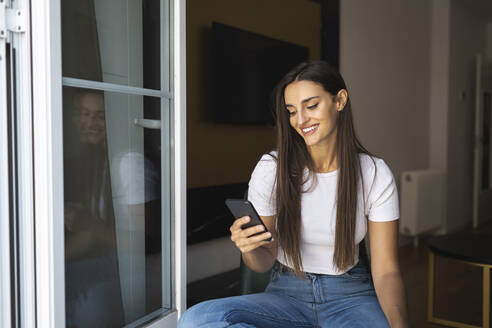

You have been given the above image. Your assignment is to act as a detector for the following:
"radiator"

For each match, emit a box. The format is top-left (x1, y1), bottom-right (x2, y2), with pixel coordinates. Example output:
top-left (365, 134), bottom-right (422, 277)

top-left (399, 169), bottom-right (445, 236)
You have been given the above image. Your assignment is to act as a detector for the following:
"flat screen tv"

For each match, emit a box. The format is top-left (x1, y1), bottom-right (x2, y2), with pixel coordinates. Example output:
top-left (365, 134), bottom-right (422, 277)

top-left (212, 22), bottom-right (309, 125)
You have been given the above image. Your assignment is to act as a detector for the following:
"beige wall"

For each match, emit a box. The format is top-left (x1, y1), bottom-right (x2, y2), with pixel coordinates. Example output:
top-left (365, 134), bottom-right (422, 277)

top-left (340, 0), bottom-right (431, 186)
top-left (340, 0), bottom-right (491, 233)
top-left (187, 0), bottom-right (321, 188)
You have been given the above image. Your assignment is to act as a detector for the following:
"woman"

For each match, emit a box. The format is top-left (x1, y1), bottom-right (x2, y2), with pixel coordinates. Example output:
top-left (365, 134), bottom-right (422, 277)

top-left (179, 61), bottom-right (409, 327)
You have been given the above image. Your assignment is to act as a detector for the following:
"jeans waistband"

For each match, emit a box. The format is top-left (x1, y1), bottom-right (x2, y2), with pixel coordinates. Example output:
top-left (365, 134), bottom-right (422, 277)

top-left (278, 262), bottom-right (294, 274)
top-left (275, 259), bottom-right (371, 277)
top-left (277, 261), bottom-right (316, 278)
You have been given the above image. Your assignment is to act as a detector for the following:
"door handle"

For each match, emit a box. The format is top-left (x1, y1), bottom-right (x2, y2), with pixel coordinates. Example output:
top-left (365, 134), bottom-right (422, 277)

top-left (134, 118), bottom-right (161, 130)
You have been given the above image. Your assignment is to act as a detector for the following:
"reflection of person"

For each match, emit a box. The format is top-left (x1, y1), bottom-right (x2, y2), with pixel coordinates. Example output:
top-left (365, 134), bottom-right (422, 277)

top-left (64, 89), bottom-right (125, 328)
top-left (65, 90), bottom-right (116, 258)
top-left (64, 89), bottom-right (161, 327)
top-left (179, 61), bottom-right (409, 327)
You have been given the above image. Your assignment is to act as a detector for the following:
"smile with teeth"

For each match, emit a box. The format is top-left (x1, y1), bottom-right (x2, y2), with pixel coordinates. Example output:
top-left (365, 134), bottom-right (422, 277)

top-left (301, 124), bottom-right (319, 136)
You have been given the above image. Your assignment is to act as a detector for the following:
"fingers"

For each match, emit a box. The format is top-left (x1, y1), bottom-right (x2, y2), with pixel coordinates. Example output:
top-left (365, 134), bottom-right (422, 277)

top-left (230, 215), bottom-right (250, 232)
top-left (229, 216), bottom-right (273, 253)
top-left (233, 231), bottom-right (272, 253)
top-left (229, 216), bottom-right (254, 239)
top-left (240, 239), bottom-right (273, 254)
top-left (230, 220), bottom-right (266, 241)
top-left (241, 224), bottom-right (266, 237)
top-left (237, 231), bottom-right (272, 246)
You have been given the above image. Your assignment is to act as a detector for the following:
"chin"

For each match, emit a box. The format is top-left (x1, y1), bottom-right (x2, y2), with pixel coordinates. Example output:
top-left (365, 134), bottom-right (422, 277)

top-left (305, 140), bottom-right (320, 147)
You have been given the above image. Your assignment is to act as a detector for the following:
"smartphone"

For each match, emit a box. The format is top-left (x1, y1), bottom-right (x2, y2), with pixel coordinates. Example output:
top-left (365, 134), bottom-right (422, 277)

top-left (225, 198), bottom-right (272, 242)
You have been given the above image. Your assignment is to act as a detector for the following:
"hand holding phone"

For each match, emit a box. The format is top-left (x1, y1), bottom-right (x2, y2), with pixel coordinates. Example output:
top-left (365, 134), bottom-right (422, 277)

top-left (226, 198), bottom-right (273, 253)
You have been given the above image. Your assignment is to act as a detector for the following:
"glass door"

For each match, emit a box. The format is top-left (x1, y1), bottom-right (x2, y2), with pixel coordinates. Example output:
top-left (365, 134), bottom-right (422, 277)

top-left (1, 0), bottom-right (186, 326)
top-left (60, 0), bottom-right (186, 325)
top-left (60, 0), bottom-right (173, 324)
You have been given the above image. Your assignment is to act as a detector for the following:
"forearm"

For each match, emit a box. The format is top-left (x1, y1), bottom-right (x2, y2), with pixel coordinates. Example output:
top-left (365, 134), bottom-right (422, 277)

top-left (372, 271), bottom-right (409, 328)
top-left (242, 246), bottom-right (276, 273)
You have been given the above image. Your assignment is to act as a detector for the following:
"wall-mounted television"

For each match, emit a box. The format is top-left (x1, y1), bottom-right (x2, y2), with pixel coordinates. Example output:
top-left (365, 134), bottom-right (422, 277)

top-left (212, 22), bottom-right (309, 125)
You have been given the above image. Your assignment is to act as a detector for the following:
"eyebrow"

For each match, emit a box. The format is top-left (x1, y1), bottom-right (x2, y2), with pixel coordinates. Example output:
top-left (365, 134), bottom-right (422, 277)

top-left (285, 96), bottom-right (320, 108)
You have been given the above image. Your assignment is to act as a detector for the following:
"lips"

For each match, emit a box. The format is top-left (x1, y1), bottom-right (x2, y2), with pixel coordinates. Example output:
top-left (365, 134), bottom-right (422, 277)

top-left (301, 124), bottom-right (319, 136)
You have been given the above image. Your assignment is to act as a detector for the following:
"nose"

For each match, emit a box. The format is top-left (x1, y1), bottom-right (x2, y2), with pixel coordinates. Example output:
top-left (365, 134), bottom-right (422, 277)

top-left (85, 115), bottom-right (98, 129)
top-left (297, 108), bottom-right (309, 126)
top-left (87, 113), bottom-right (103, 127)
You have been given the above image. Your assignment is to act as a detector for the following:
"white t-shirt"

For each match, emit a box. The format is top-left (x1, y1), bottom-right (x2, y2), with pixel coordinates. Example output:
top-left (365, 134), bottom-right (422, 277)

top-left (111, 151), bottom-right (159, 206)
top-left (247, 151), bottom-right (400, 275)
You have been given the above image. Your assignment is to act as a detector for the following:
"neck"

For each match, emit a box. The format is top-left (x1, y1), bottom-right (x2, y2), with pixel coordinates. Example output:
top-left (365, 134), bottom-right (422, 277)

top-left (307, 132), bottom-right (338, 173)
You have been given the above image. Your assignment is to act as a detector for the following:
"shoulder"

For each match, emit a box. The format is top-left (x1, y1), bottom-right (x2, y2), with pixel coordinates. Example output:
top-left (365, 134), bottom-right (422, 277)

top-left (359, 154), bottom-right (399, 221)
top-left (358, 153), bottom-right (397, 197)
top-left (252, 150), bottom-right (278, 174)
top-left (249, 150), bottom-right (278, 189)
top-left (112, 151), bottom-right (145, 172)
top-left (358, 153), bottom-right (394, 179)
top-left (260, 150), bottom-right (278, 163)
top-left (113, 151), bottom-right (144, 163)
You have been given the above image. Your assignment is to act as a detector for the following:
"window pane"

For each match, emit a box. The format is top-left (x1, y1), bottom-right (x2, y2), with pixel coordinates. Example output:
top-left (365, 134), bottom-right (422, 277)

top-left (61, 0), bottom-right (161, 90)
top-left (63, 86), bottom-right (171, 327)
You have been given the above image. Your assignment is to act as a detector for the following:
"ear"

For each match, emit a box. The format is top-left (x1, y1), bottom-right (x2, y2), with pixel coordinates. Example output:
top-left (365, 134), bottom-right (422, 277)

top-left (335, 89), bottom-right (348, 112)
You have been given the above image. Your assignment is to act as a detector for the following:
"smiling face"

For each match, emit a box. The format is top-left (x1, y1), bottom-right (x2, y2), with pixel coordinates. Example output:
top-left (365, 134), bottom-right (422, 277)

top-left (73, 92), bottom-right (106, 145)
top-left (284, 80), bottom-right (346, 149)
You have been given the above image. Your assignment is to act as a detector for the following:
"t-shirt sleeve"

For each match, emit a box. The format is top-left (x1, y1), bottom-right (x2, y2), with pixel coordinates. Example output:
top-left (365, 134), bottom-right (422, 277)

top-left (247, 154), bottom-right (277, 216)
top-left (111, 152), bottom-right (159, 205)
top-left (367, 159), bottom-right (400, 222)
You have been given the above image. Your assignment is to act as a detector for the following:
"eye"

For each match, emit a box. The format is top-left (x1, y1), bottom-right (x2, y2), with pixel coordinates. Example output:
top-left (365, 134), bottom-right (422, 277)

top-left (307, 103), bottom-right (318, 110)
top-left (288, 111), bottom-right (296, 116)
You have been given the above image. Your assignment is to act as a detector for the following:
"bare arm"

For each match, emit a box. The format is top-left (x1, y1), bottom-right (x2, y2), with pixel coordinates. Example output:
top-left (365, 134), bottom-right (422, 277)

top-left (64, 205), bottom-right (116, 260)
top-left (368, 219), bottom-right (409, 328)
top-left (230, 215), bottom-right (278, 273)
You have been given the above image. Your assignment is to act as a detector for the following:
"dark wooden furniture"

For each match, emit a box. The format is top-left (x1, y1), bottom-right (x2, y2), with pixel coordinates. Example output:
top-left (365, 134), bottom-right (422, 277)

top-left (427, 231), bottom-right (492, 328)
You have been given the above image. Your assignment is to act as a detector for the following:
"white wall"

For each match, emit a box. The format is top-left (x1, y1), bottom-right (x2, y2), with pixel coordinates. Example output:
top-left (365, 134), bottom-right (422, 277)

top-left (340, 0), bottom-right (431, 189)
top-left (341, 0), bottom-right (492, 234)
top-left (428, 0), bottom-right (450, 233)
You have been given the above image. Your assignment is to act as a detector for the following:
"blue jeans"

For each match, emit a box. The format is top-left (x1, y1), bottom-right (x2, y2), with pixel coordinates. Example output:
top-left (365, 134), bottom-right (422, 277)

top-left (178, 260), bottom-right (389, 328)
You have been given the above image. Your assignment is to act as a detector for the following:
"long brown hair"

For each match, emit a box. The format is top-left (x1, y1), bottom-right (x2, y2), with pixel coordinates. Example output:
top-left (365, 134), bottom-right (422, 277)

top-left (270, 60), bottom-right (377, 278)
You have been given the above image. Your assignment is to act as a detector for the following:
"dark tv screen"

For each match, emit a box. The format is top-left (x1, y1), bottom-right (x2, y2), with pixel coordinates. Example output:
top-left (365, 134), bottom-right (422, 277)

top-left (212, 22), bottom-right (309, 125)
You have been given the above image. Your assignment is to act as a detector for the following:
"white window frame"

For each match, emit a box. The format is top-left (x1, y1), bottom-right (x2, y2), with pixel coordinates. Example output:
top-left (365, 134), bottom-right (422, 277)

top-left (0, 2), bottom-right (12, 326)
top-left (31, 0), bottom-right (64, 326)
top-left (29, 0), bottom-right (186, 327)
top-left (8, 0), bottom-right (37, 326)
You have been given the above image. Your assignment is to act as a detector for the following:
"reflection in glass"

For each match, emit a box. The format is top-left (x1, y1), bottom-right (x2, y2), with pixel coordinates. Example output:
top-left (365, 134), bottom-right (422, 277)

top-left (63, 87), bottom-right (167, 327)
top-left (61, 0), bottom-right (161, 90)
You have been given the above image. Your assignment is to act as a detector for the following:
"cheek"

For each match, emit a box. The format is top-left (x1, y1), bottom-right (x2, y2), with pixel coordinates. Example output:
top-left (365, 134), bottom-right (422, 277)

top-left (96, 119), bottom-right (105, 128)
top-left (318, 108), bottom-right (336, 124)
top-left (78, 119), bottom-right (89, 128)
top-left (289, 116), bottom-right (295, 127)
top-left (289, 117), bottom-right (300, 132)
